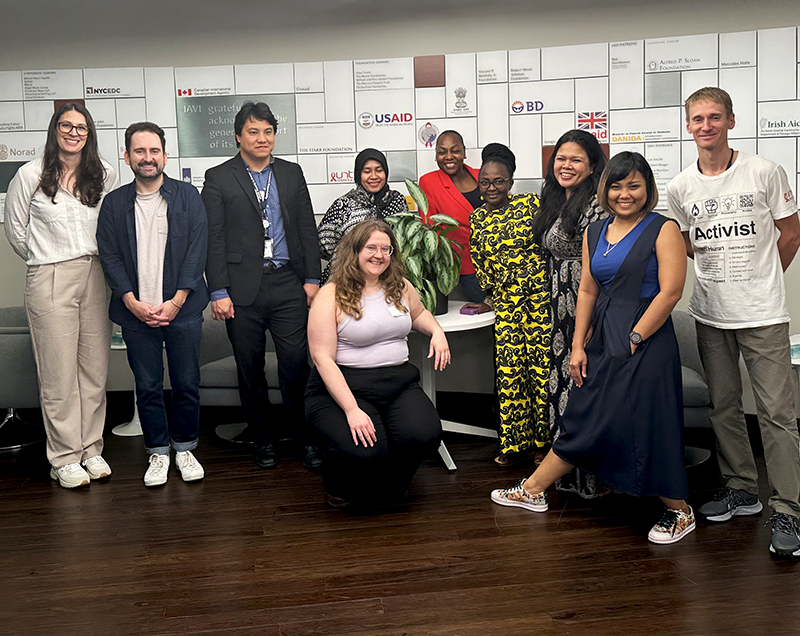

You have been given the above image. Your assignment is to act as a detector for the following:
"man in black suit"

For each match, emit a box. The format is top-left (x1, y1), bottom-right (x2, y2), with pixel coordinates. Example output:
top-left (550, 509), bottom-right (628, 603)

top-left (202, 101), bottom-right (322, 470)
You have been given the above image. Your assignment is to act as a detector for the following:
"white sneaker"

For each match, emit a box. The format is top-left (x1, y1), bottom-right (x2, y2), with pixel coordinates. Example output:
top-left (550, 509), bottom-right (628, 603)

top-left (82, 455), bottom-right (112, 480)
top-left (50, 462), bottom-right (90, 488)
top-left (144, 454), bottom-right (170, 487)
top-left (175, 450), bottom-right (204, 482)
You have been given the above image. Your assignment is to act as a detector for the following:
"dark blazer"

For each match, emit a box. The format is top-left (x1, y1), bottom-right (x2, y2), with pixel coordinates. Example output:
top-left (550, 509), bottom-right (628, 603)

top-left (202, 154), bottom-right (321, 307)
top-left (96, 176), bottom-right (209, 330)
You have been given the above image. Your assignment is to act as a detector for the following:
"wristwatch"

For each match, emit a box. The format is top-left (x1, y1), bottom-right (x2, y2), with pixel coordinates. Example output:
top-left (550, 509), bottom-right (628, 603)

top-left (629, 331), bottom-right (643, 346)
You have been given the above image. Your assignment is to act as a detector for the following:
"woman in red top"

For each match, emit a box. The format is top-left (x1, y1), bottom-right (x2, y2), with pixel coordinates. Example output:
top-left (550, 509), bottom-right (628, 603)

top-left (419, 130), bottom-right (487, 306)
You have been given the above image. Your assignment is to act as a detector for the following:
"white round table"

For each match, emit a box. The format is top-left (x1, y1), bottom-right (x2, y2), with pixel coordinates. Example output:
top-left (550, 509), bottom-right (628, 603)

top-left (421, 301), bottom-right (497, 470)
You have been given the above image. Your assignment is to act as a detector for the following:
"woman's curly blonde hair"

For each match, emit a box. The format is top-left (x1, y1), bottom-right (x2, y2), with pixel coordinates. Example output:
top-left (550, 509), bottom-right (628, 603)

top-left (331, 220), bottom-right (407, 320)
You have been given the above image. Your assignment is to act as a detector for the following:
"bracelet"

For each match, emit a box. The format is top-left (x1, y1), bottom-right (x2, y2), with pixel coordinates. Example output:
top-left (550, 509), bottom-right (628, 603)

top-left (169, 299), bottom-right (183, 309)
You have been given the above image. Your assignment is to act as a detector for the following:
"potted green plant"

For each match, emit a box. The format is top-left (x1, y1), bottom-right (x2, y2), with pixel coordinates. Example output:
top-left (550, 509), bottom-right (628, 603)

top-left (385, 179), bottom-right (462, 315)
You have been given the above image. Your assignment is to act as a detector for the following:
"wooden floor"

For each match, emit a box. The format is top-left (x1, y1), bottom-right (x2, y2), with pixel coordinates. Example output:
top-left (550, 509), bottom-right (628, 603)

top-left (1, 397), bottom-right (799, 636)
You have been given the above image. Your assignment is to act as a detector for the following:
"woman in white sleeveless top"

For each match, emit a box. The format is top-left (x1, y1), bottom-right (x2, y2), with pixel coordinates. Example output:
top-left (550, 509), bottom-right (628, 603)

top-left (306, 219), bottom-right (450, 508)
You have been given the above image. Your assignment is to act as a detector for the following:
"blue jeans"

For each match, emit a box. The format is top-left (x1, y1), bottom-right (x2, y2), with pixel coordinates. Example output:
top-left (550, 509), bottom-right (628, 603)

top-left (459, 274), bottom-right (487, 303)
top-left (123, 315), bottom-right (202, 455)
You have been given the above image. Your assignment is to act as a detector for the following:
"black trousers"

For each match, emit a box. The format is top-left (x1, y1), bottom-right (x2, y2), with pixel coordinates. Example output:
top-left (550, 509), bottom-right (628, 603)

top-left (226, 268), bottom-right (310, 445)
top-left (305, 362), bottom-right (442, 504)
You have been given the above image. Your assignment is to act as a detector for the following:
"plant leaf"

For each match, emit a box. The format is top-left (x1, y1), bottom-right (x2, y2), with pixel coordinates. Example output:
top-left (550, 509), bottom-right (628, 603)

top-left (422, 229), bottom-right (438, 261)
top-left (405, 219), bottom-right (423, 242)
top-left (405, 254), bottom-right (424, 284)
top-left (420, 278), bottom-right (436, 313)
top-left (429, 213), bottom-right (459, 227)
top-left (387, 211), bottom-right (418, 220)
top-left (405, 179), bottom-right (429, 218)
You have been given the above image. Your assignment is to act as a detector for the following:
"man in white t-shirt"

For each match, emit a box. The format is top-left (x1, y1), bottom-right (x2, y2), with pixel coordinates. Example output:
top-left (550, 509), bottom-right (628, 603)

top-left (97, 122), bottom-right (209, 488)
top-left (667, 87), bottom-right (800, 558)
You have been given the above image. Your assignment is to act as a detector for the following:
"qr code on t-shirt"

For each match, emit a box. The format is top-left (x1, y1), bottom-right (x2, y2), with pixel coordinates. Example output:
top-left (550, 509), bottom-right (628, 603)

top-left (739, 193), bottom-right (755, 209)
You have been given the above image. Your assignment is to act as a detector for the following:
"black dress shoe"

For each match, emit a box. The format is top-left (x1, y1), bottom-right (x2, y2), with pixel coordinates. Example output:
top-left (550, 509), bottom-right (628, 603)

top-left (302, 445), bottom-right (323, 472)
top-left (326, 493), bottom-right (349, 509)
top-left (255, 444), bottom-right (279, 469)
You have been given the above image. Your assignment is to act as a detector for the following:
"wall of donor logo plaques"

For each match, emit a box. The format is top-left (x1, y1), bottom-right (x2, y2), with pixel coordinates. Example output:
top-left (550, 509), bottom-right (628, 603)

top-left (1, 26), bottom-right (799, 223)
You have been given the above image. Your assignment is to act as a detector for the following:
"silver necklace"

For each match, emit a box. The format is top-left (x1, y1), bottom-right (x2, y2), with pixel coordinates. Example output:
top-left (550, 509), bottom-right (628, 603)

top-left (603, 240), bottom-right (619, 257)
top-left (603, 214), bottom-right (646, 257)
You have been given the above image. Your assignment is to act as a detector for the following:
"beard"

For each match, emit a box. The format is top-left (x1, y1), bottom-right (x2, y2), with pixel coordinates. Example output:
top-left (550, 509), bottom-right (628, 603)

top-left (133, 161), bottom-right (164, 180)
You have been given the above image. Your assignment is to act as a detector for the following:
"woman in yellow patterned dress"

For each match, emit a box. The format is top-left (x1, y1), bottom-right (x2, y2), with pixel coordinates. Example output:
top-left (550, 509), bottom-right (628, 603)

top-left (470, 143), bottom-right (551, 465)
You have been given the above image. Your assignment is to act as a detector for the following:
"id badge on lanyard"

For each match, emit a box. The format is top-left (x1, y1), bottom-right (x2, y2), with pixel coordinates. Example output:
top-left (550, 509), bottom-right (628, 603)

top-left (248, 168), bottom-right (274, 260)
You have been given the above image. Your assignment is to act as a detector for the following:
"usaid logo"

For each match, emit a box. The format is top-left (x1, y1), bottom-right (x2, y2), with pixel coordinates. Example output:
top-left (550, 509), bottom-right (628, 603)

top-left (358, 112), bottom-right (374, 129)
top-left (511, 100), bottom-right (545, 113)
top-left (359, 112), bottom-right (413, 128)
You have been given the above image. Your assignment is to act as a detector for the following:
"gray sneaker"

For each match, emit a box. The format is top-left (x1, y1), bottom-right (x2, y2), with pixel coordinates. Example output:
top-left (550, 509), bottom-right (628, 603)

top-left (768, 513), bottom-right (800, 558)
top-left (697, 487), bottom-right (762, 522)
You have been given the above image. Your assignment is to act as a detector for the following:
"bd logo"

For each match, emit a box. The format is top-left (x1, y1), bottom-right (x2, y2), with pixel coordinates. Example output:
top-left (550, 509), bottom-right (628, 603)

top-left (511, 100), bottom-right (544, 113)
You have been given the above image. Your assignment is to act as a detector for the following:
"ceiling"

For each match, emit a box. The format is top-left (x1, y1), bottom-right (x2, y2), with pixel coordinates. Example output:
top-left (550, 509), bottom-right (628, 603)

top-left (5, 0), bottom-right (660, 36)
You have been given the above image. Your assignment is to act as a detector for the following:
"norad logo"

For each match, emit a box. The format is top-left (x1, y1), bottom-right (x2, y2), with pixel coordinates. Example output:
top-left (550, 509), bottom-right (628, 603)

top-left (0, 144), bottom-right (7, 160)
top-left (9, 147), bottom-right (35, 157)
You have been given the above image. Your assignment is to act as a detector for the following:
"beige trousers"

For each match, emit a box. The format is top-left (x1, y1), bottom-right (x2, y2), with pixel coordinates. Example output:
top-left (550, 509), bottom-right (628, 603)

top-left (696, 322), bottom-right (800, 517)
top-left (25, 256), bottom-right (111, 468)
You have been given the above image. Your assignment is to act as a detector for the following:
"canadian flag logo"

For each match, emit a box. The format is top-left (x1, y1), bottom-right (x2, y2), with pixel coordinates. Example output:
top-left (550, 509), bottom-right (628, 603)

top-left (177, 88), bottom-right (192, 97)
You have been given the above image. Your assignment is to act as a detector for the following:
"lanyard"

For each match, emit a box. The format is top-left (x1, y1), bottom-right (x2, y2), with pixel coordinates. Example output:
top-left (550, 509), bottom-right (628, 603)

top-left (246, 167), bottom-right (272, 221)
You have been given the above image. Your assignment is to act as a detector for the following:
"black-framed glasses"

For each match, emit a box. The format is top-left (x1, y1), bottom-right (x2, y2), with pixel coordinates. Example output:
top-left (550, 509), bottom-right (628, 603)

top-left (478, 178), bottom-right (511, 189)
top-left (363, 244), bottom-right (393, 256)
top-left (58, 121), bottom-right (90, 136)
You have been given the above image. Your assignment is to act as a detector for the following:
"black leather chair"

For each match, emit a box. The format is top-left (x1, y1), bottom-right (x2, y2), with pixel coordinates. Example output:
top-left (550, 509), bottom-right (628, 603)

top-left (0, 306), bottom-right (45, 450)
top-left (198, 307), bottom-right (282, 441)
top-left (673, 310), bottom-right (713, 466)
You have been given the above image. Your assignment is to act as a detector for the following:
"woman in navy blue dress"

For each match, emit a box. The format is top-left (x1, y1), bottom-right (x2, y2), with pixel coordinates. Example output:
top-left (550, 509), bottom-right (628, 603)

top-left (491, 152), bottom-right (695, 545)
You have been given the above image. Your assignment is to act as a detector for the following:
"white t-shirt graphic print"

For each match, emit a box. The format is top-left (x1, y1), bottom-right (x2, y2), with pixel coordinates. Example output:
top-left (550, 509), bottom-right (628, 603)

top-left (667, 152), bottom-right (797, 329)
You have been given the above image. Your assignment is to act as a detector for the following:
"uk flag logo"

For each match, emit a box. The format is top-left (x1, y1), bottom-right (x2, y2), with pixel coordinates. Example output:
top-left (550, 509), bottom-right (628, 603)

top-left (577, 111), bottom-right (607, 131)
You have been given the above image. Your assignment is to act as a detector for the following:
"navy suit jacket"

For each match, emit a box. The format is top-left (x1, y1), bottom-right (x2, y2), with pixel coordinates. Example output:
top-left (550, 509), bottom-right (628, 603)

top-left (96, 176), bottom-right (209, 329)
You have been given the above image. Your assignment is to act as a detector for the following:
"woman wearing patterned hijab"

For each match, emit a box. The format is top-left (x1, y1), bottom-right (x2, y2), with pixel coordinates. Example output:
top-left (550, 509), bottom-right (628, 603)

top-left (318, 148), bottom-right (408, 284)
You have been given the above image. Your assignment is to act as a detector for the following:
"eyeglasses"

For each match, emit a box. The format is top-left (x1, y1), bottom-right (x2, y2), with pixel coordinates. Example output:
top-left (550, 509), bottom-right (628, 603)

top-left (478, 178), bottom-right (511, 189)
top-left (363, 244), bottom-right (393, 256)
top-left (58, 122), bottom-right (90, 136)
